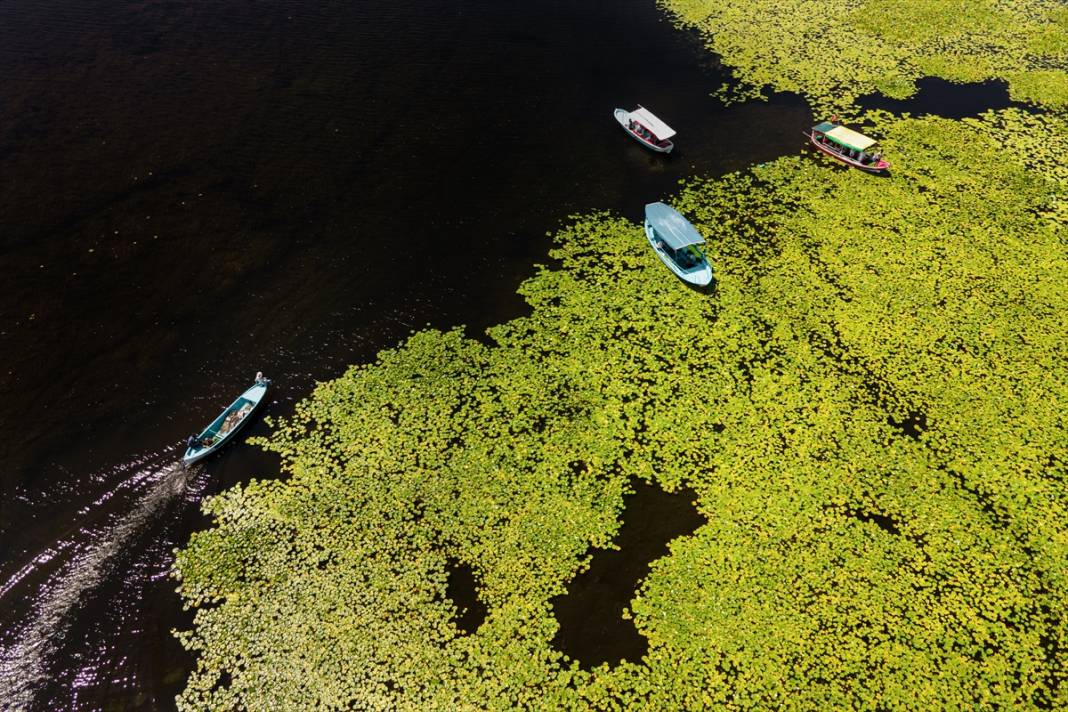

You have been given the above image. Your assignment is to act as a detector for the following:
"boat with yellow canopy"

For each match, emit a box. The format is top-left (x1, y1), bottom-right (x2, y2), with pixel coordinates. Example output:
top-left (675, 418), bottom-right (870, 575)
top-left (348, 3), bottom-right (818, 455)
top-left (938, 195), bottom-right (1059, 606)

top-left (807, 121), bottom-right (889, 173)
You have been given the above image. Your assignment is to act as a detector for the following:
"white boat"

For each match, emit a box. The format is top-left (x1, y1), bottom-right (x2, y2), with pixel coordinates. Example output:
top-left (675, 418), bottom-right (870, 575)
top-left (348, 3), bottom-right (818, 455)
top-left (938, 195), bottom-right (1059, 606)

top-left (613, 106), bottom-right (675, 153)
top-left (182, 374), bottom-right (270, 465)
top-left (644, 202), bottom-right (713, 288)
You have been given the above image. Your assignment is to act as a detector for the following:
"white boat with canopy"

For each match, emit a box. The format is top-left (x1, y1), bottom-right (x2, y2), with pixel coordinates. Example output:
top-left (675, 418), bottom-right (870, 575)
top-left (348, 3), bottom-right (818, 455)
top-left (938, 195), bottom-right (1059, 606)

top-left (613, 105), bottom-right (675, 153)
top-left (644, 202), bottom-right (713, 288)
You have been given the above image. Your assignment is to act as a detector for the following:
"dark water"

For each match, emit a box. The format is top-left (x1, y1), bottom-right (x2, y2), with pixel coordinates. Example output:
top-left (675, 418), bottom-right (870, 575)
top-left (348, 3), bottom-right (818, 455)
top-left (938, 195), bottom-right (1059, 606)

top-left (858, 76), bottom-right (1028, 118)
top-left (446, 560), bottom-right (487, 635)
top-left (551, 480), bottom-right (704, 668)
top-left (0, 0), bottom-right (1017, 707)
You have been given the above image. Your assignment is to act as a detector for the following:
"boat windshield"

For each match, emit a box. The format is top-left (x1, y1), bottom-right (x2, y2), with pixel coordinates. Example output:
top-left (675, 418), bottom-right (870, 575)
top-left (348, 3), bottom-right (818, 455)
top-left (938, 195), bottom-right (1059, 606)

top-left (670, 243), bottom-right (705, 269)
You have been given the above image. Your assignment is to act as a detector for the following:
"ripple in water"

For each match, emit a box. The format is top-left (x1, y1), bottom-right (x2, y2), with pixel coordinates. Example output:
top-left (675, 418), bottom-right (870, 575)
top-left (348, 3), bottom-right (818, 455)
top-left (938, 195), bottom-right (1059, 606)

top-left (0, 456), bottom-right (200, 711)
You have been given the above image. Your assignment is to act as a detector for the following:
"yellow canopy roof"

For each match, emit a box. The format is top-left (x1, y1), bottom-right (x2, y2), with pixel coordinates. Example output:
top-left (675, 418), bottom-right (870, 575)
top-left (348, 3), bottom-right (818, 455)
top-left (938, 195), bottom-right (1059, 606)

top-left (825, 126), bottom-right (877, 151)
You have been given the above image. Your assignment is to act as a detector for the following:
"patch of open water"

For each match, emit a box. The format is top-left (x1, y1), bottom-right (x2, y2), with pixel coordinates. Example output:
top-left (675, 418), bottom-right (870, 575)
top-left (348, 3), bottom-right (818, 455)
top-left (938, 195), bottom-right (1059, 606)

top-left (551, 480), bottom-right (704, 669)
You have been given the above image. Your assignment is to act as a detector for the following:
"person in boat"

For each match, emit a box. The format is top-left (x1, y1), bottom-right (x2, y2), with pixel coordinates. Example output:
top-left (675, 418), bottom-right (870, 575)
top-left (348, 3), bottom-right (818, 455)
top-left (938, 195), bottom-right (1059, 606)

top-left (219, 415), bottom-right (235, 436)
top-left (221, 403), bottom-right (253, 436)
top-left (186, 434), bottom-right (200, 451)
top-left (220, 409), bottom-right (241, 436)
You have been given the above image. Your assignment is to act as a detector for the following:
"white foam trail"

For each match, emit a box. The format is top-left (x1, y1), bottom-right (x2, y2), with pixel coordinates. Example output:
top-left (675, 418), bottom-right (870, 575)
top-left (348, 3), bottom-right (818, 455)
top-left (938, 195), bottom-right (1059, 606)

top-left (0, 460), bottom-right (197, 711)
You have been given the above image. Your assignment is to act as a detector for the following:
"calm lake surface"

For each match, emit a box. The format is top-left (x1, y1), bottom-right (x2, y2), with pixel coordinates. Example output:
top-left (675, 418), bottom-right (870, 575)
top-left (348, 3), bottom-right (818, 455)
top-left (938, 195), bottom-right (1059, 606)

top-left (0, 0), bottom-right (1019, 708)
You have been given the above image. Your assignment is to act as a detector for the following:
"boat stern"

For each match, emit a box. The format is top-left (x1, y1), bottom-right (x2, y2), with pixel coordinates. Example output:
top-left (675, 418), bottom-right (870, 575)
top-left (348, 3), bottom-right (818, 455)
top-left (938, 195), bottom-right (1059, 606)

top-left (182, 447), bottom-right (205, 465)
top-left (686, 263), bottom-right (714, 288)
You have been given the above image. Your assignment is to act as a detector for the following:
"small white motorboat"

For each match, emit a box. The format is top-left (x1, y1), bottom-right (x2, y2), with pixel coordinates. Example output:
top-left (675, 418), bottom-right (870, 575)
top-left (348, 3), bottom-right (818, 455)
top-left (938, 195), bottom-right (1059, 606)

top-left (644, 202), bottom-right (713, 288)
top-left (613, 105), bottom-right (675, 153)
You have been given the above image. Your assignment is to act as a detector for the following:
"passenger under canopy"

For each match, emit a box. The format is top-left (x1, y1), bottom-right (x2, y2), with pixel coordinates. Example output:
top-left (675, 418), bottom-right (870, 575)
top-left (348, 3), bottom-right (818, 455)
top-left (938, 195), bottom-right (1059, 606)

top-left (630, 107), bottom-right (676, 140)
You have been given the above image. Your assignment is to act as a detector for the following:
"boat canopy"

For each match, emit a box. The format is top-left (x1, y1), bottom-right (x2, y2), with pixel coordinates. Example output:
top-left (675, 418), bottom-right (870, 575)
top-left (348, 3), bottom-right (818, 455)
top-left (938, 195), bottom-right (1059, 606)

top-left (825, 125), bottom-right (877, 150)
top-left (631, 107), bottom-right (676, 139)
top-left (645, 202), bottom-right (704, 250)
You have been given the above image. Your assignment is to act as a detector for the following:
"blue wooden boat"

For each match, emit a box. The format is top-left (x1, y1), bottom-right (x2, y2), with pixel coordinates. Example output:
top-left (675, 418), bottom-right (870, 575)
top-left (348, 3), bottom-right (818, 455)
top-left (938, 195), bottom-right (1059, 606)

top-left (644, 202), bottom-right (713, 288)
top-left (182, 373), bottom-right (269, 465)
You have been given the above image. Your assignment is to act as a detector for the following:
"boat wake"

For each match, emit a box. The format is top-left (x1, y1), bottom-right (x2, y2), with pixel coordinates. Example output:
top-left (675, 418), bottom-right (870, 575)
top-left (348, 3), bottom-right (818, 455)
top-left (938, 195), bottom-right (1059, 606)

top-left (0, 457), bottom-right (200, 711)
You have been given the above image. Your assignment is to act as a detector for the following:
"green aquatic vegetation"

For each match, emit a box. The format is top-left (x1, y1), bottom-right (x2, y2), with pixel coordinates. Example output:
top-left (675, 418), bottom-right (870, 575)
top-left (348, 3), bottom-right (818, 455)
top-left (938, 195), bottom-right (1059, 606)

top-left (174, 109), bottom-right (1067, 710)
top-left (661, 0), bottom-right (1068, 113)
top-left (1007, 69), bottom-right (1068, 109)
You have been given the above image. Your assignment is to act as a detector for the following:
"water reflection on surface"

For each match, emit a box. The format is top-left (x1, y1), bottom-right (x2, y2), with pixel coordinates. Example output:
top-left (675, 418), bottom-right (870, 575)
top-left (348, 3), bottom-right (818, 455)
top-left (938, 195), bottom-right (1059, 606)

top-left (1, 457), bottom-right (200, 709)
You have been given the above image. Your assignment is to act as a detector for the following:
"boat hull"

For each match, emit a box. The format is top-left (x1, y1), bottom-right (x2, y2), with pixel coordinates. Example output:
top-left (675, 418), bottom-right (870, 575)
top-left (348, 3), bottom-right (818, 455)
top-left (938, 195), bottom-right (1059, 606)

top-left (182, 381), bottom-right (268, 464)
top-left (644, 220), bottom-right (713, 288)
top-left (614, 109), bottom-right (674, 153)
top-left (808, 131), bottom-right (889, 173)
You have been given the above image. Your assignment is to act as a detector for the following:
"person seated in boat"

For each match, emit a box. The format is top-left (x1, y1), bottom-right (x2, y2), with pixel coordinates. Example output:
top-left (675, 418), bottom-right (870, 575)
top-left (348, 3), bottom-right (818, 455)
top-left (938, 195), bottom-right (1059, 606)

top-left (186, 434), bottom-right (200, 451)
top-left (220, 409), bottom-right (243, 435)
top-left (201, 434), bottom-right (215, 447)
top-left (220, 404), bottom-right (252, 435)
